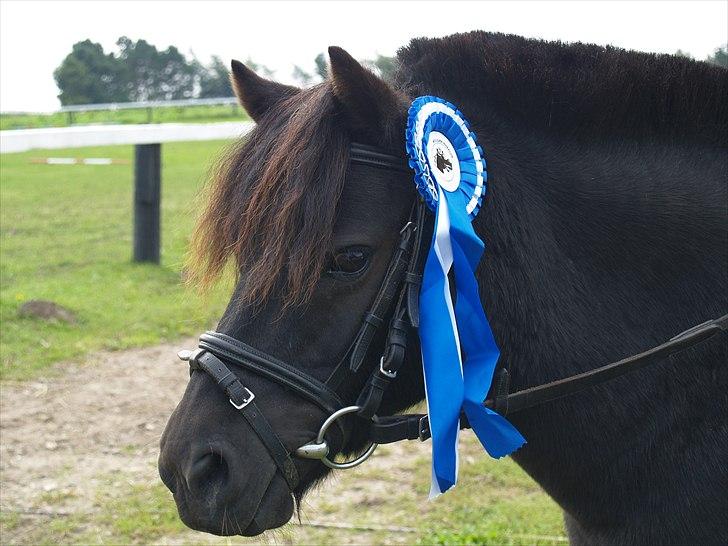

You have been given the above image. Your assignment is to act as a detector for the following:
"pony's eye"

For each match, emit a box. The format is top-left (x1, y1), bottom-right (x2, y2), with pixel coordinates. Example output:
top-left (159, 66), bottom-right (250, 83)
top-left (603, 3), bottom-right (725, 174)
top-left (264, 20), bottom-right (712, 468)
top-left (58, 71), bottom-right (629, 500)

top-left (328, 246), bottom-right (370, 278)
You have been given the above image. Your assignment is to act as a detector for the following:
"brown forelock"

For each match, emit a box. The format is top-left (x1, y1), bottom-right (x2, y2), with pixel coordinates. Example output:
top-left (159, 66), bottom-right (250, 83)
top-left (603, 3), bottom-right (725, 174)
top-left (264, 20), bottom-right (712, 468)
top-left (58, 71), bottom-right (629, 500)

top-left (188, 83), bottom-right (350, 308)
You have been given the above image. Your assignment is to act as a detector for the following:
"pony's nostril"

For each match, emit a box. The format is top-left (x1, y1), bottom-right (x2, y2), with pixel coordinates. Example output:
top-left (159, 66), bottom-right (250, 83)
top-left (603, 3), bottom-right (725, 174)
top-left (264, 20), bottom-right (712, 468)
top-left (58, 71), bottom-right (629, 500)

top-left (159, 462), bottom-right (178, 494)
top-left (187, 451), bottom-right (230, 497)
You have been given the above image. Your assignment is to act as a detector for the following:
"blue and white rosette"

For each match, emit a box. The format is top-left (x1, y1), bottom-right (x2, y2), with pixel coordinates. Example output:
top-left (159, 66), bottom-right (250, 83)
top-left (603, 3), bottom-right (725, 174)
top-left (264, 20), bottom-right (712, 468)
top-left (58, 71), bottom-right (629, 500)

top-left (405, 96), bottom-right (526, 498)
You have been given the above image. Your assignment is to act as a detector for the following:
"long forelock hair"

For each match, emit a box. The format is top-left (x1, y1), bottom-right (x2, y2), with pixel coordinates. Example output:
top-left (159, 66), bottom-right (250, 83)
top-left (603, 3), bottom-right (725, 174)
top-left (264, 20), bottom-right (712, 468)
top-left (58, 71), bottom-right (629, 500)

top-left (188, 84), bottom-right (350, 309)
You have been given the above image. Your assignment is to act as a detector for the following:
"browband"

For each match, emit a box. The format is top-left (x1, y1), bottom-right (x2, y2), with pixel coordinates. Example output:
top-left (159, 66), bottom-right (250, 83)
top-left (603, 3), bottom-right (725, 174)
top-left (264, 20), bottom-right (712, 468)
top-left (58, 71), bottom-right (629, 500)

top-left (350, 143), bottom-right (411, 173)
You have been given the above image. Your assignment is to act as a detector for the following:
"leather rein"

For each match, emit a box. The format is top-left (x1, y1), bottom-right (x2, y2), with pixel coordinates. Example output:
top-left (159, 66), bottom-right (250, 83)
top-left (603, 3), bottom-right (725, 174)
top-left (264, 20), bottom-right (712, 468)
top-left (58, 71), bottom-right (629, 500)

top-left (178, 142), bottom-right (728, 492)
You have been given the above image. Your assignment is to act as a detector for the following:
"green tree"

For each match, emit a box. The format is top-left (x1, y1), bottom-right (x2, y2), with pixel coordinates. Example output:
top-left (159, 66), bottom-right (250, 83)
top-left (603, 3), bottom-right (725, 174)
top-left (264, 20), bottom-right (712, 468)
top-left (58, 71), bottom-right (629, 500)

top-left (53, 40), bottom-right (125, 105)
top-left (292, 65), bottom-right (313, 86)
top-left (116, 36), bottom-right (196, 101)
top-left (244, 57), bottom-right (275, 78)
top-left (53, 38), bottom-right (289, 106)
top-left (195, 55), bottom-right (233, 98)
top-left (706, 45), bottom-right (728, 67)
top-left (360, 54), bottom-right (397, 82)
top-left (369, 54), bottom-right (397, 82)
top-left (314, 53), bottom-right (328, 80)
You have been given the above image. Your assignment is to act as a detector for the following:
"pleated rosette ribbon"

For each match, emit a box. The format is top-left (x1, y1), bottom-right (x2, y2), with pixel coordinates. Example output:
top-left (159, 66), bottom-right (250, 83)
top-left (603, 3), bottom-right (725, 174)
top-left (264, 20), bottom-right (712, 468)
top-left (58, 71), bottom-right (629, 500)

top-left (405, 96), bottom-right (526, 497)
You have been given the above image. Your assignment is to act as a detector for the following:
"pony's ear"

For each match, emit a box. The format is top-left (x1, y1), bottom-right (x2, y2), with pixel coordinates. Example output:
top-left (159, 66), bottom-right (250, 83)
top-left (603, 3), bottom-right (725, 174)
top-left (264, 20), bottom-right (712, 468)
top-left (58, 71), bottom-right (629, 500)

top-left (328, 46), bottom-right (406, 142)
top-left (230, 59), bottom-right (299, 122)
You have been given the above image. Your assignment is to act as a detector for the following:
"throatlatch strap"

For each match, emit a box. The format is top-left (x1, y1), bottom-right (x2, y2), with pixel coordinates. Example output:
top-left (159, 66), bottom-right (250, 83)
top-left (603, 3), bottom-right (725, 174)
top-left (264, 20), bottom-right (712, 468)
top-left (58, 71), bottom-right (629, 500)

top-left (405, 201), bottom-right (427, 327)
top-left (191, 351), bottom-right (300, 491)
top-left (347, 222), bottom-right (416, 374)
top-left (356, 295), bottom-right (411, 419)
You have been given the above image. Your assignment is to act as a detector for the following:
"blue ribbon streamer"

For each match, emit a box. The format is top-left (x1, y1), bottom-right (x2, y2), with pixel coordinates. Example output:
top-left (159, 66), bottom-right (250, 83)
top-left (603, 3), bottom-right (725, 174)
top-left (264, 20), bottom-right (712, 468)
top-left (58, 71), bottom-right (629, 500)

top-left (407, 96), bottom-right (525, 497)
top-left (419, 189), bottom-right (464, 494)
top-left (447, 191), bottom-right (526, 460)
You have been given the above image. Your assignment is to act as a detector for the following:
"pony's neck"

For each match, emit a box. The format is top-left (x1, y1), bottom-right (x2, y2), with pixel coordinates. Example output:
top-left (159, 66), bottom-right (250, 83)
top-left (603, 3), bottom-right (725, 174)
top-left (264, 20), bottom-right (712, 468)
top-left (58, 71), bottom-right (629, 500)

top-left (479, 128), bottom-right (726, 386)
top-left (476, 119), bottom-right (726, 542)
top-left (394, 33), bottom-right (726, 542)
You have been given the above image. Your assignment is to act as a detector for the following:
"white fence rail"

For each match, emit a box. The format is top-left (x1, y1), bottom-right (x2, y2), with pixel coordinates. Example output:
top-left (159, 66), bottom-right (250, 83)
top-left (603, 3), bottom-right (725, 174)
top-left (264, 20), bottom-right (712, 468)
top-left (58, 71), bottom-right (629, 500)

top-left (58, 96), bottom-right (239, 113)
top-left (0, 121), bottom-right (255, 263)
top-left (0, 121), bottom-right (254, 154)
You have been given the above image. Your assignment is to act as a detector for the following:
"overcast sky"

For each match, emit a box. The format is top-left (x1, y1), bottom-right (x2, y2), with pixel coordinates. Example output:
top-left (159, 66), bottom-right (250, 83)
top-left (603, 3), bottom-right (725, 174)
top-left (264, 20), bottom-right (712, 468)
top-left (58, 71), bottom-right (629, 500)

top-left (1, 0), bottom-right (726, 112)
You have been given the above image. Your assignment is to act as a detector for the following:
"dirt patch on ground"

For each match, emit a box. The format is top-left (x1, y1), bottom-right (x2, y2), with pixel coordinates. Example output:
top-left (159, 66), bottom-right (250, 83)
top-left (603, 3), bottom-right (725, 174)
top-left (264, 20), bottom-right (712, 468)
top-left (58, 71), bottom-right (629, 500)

top-left (1, 340), bottom-right (194, 540)
top-left (0, 340), bottom-right (430, 545)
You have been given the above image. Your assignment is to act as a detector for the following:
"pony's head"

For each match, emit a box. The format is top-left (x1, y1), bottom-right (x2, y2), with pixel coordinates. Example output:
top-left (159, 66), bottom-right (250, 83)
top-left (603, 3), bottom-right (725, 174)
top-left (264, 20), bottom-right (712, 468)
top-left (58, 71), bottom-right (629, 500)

top-left (158, 48), bottom-right (425, 535)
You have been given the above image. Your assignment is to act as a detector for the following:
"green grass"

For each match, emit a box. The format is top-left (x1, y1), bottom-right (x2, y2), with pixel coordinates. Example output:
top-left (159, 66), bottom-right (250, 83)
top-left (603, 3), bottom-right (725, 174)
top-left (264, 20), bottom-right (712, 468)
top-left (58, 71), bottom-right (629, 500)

top-left (339, 438), bottom-right (567, 546)
top-left (7, 479), bottom-right (270, 545)
top-left (3, 440), bottom-right (565, 545)
top-left (0, 140), bottom-right (233, 379)
top-left (0, 511), bottom-right (20, 534)
top-left (0, 103), bottom-right (247, 130)
top-left (96, 482), bottom-right (190, 544)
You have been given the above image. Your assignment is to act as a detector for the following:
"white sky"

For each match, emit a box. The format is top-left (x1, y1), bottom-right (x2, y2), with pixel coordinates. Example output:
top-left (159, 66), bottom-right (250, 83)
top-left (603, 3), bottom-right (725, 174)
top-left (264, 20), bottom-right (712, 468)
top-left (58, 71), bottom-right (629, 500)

top-left (1, 0), bottom-right (726, 112)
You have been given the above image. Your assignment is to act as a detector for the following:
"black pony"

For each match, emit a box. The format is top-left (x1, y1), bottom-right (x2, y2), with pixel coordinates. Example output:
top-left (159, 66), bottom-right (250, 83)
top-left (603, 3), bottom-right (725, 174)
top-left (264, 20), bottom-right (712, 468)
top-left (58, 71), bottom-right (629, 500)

top-left (159, 32), bottom-right (727, 544)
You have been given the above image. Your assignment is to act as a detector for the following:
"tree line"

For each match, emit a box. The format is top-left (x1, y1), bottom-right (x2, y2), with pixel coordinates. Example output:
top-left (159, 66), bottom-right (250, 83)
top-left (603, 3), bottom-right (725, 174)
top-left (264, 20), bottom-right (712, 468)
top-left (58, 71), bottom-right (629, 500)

top-left (54, 37), bottom-right (397, 106)
top-left (54, 37), bottom-right (726, 106)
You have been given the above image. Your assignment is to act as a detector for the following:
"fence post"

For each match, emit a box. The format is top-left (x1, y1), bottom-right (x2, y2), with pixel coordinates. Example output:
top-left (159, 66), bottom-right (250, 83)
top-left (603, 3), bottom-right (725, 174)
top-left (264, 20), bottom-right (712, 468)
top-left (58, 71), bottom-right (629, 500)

top-left (133, 143), bottom-right (161, 263)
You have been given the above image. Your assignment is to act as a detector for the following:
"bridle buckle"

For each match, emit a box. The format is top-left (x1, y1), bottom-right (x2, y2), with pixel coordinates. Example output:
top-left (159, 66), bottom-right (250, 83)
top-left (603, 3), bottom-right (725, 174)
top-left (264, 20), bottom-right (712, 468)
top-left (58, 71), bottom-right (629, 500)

top-left (418, 414), bottom-right (430, 441)
top-left (229, 387), bottom-right (255, 410)
top-left (177, 348), bottom-right (204, 363)
top-left (379, 356), bottom-right (398, 379)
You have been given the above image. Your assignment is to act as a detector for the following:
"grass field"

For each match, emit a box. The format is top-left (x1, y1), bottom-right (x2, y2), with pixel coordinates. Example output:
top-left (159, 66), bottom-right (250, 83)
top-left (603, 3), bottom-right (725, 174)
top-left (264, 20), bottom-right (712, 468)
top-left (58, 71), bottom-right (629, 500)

top-left (0, 103), bottom-right (246, 130)
top-left (0, 138), bottom-right (566, 544)
top-left (0, 140), bottom-right (233, 380)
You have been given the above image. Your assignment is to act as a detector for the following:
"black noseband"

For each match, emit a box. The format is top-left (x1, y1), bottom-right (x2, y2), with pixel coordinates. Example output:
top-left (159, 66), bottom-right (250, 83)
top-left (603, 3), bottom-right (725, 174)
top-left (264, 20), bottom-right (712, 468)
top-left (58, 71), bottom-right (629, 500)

top-left (198, 332), bottom-right (345, 415)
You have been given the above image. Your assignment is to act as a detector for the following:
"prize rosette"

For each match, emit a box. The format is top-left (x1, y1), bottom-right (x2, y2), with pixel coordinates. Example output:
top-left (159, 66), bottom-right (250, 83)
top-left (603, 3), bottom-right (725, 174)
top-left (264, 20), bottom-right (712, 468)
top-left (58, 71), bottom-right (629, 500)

top-left (405, 96), bottom-right (526, 497)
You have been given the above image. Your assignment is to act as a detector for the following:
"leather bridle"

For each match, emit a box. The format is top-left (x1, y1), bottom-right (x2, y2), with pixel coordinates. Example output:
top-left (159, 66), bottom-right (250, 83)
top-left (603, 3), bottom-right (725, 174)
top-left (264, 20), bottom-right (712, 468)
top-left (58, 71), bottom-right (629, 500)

top-left (178, 142), bottom-right (728, 492)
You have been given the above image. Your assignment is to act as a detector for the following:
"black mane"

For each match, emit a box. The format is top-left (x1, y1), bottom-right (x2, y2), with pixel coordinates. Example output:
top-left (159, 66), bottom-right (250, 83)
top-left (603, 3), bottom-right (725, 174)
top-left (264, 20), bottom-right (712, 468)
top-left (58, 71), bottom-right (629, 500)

top-left (395, 31), bottom-right (728, 145)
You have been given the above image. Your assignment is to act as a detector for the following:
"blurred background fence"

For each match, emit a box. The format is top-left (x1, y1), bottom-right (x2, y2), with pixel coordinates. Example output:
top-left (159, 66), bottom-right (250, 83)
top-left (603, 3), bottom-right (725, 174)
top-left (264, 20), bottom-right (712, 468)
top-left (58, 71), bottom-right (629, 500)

top-left (1, 98), bottom-right (245, 130)
top-left (58, 97), bottom-right (240, 125)
top-left (1, 117), bottom-right (254, 263)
